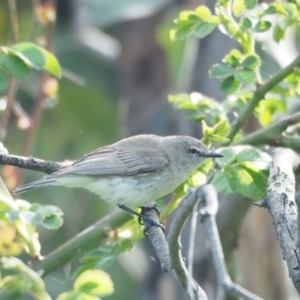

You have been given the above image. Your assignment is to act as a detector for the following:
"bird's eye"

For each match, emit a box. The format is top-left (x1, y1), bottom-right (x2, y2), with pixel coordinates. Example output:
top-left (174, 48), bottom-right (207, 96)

top-left (189, 148), bottom-right (198, 155)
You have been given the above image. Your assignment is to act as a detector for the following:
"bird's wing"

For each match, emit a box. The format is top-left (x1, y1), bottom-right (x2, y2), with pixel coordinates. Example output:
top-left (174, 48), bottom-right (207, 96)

top-left (56, 146), bottom-right (169, 176)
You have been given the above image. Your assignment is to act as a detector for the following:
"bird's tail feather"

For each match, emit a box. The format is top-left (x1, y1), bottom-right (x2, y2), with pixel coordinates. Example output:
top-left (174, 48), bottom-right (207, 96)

top-left (14, 177), bottom-right (56, 194)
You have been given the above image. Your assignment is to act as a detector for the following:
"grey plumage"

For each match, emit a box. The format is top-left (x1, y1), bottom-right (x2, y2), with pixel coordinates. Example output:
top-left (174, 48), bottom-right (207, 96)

top-left (14, 134), bottom-right (223, 208)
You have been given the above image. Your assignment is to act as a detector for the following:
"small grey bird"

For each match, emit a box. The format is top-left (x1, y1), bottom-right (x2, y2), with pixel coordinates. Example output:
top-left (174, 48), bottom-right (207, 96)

top-left (14, 135), bottom-right (222, 213)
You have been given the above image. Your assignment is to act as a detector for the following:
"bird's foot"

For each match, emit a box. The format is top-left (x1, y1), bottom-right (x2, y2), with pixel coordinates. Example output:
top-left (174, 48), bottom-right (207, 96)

top-left (139, 205), bottom-right (164, 235)
top-left (118, 204), bottom-right (164, 235)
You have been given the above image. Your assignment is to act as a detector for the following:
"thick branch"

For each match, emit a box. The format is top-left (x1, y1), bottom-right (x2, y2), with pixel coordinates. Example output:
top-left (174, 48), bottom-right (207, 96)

top-left (0, 153), bottom-right (71, 174)
top-left (232, 111), bottom-right (300, 149)
top-left (257, 148), bottom-right (300, 293)
top-left (32, 210), bottom-right (131, 277)
top-left (228, 53), bottom-right (300, 142)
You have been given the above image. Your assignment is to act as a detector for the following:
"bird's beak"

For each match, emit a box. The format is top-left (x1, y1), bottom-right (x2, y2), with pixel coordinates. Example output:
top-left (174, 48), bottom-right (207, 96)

top-left (205, 152), bottom-right (224, 158)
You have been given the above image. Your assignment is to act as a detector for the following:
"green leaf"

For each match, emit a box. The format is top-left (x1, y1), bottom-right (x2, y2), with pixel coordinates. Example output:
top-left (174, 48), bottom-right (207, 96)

top-left (254, 21), bottom-right (272, 32)
top-left (240, 17), bottom-right (252, 29)
top-left (0, 54), bottom-right (29, 80)
top-left (209, 64), bottom-right (235, 79)
top-left (0, 71), bottom-right (9, 92)
top-left (233, 0), bottom-right (245, 17)
top-left (220, 76), bottom-right (241, 95)
top-left (234, 69), bottom-right (256, 84)
top-left (12, 43), bottom-right (61, 78)
top-left (10, 45), bottom-right (45, 69)
top-left (237, 148), bottom-right (271, 170)
top-left (42, 214), bottom-right (63, 229)
top-left (215, 148), bottom-right (237, 168)
top-left (245, 0), bottom-right (257, 9)
top-left (212, 166), bottom-right (238, 195)
top-left (264, 4), bottom-right (286, 15)
top-left (194, 23), bottom-right (216, 38)
top-left (168, 94), bottom-right (195, 109)
top-left (257, 98), bottom-right (286, 126)
top-left (224, 54), bottom-right (240, 67)
top-left (273, 23), bottom-right (285, 42)
top-left (236, 164), bottom-right (267, 200)
top-left (36, 205), bottom-right (63, 215)
top-left (212, 119), bottom-right (230, 136)
top-left (170, 23), bottom-right (194, 41)
top-left (19, 211), bottom-right (44, 226)
top-left (195, 6), bottom-right (212, 22)
top-left (74, 270), bottom-right (114, 296)
top-left (241, 55), bottom-right (260, 68)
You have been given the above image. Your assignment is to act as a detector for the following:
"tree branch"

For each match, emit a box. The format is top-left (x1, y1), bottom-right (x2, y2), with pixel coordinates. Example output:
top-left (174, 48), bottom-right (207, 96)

top-left (228, 53), bottom-right (300, 142)
top-left (256, 148), bottom-right (300, 293)
top-left (198, 185), bottom-right (263, 300)
top-left (232, 111), bottom-right (300, 149)
top-left (168, 189), bottom-right (208, 300)
top-left (31, 210), bottom-right (132, 277)
top-left (0, 153), bottom-right (71, 174)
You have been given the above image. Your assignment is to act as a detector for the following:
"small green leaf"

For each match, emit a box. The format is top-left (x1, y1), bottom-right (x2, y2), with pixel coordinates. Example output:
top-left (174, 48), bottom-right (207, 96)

top-left (237, 148), bottom-right (271, 170)
top-left (245, 0), bottom-right (257, 9)
top-left (234, 69), bottom-right (256, 84)
top-left (240, 17), bottom-right (252, 29)
top-left (12, 43), bottom-right (61, 78)
top-left (194, 23), bottom-right (216, 38)
top-left (236, 165), bottom-right (267, 200)
top-left (233, 0), bottom-right (245, 17)
top-left (0, 71), bottom-right (9, 93)
top-left (74, 270), bottom-right (114, 296)
top-left (273, 23), bottom-right (285, 42)
top-left (36, 205), bottom-right (63, 215)
top-left (264, 4), bottom-right (286, 15)
top-left (212, 166), bottom-right (238, 195)
top-left (220, 76), bottom-right (241, 95)
top-left (212, 119), bottom-right (230, 137)
top-left (42, 215), bottom-right (63, 229)
top-left (215, 148), bottom-right (237, 168)
top-left (0, 54), bottom-right (29, 80)
top-left (241, 55), bottom-right (260, 68)
top-left (19, 211), bottom-right (44, 226)
top-left (210, 64), bottom-right (235, 79)
top-left (254, 21), bottom-right (272, 32)
top-left (11, 45), bottom-right (45, 69)
top-left (195, 6), bottom-right (212, 22)
top-left (170, 23), bottom-right (194, 41)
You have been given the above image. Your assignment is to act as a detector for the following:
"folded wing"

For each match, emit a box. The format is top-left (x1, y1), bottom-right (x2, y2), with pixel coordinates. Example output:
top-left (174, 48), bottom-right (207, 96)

top-left (57, 146), bottom-right (169, 176)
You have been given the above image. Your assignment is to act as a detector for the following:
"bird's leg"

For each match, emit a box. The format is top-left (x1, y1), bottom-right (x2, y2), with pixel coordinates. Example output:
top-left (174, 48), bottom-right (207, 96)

top-left (117, 204), bottom-right (164, 233)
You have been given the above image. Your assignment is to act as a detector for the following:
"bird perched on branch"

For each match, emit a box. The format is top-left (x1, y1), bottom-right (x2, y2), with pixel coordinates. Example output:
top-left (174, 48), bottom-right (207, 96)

top-left (14, 135), bottom-right (223, 227)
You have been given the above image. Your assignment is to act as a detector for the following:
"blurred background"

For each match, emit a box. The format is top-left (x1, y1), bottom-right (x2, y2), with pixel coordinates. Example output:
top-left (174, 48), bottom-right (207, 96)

top-left (0, 0), bottom-right (299, 299)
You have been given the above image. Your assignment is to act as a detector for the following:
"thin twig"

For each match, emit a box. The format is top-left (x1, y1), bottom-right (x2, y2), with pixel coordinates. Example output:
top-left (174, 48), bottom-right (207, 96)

top-left (227, 53), bottom-right (300, 142)
top-left (0, 78), bottom-right (18, 141)
top-left (168, 189), bottom-right (207, 300)
top-left (20, 0), bottom-right (57, 183)
top-left (7, 0), bottom-right (19, 43)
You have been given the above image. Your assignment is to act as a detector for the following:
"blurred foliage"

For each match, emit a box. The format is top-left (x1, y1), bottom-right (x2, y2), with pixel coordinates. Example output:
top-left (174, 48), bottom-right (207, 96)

top-left (0, 0), bottom-right (300, 299)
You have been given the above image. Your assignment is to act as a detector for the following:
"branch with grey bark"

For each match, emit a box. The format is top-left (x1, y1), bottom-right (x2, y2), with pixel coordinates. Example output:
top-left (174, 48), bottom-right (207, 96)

top-left (255, 148), bottom-right (300, 293)
top-left (199, 185), bottom-right (263, 300)
top-left (0, 152), bottom-right (71, 174)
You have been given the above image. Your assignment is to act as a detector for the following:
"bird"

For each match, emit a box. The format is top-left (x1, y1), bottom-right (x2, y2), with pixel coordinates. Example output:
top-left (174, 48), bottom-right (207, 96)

top-left (14, 135), bottom-right (223, 225)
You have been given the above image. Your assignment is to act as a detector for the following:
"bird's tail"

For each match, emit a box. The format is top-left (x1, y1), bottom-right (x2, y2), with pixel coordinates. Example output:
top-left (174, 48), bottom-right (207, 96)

top-left (13, 177), bottom-right (56, 194)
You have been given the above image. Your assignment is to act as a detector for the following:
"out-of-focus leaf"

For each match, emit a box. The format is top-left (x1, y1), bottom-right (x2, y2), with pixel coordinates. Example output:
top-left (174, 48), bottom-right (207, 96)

top-left (220, 76), bottom-right (241, 95)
